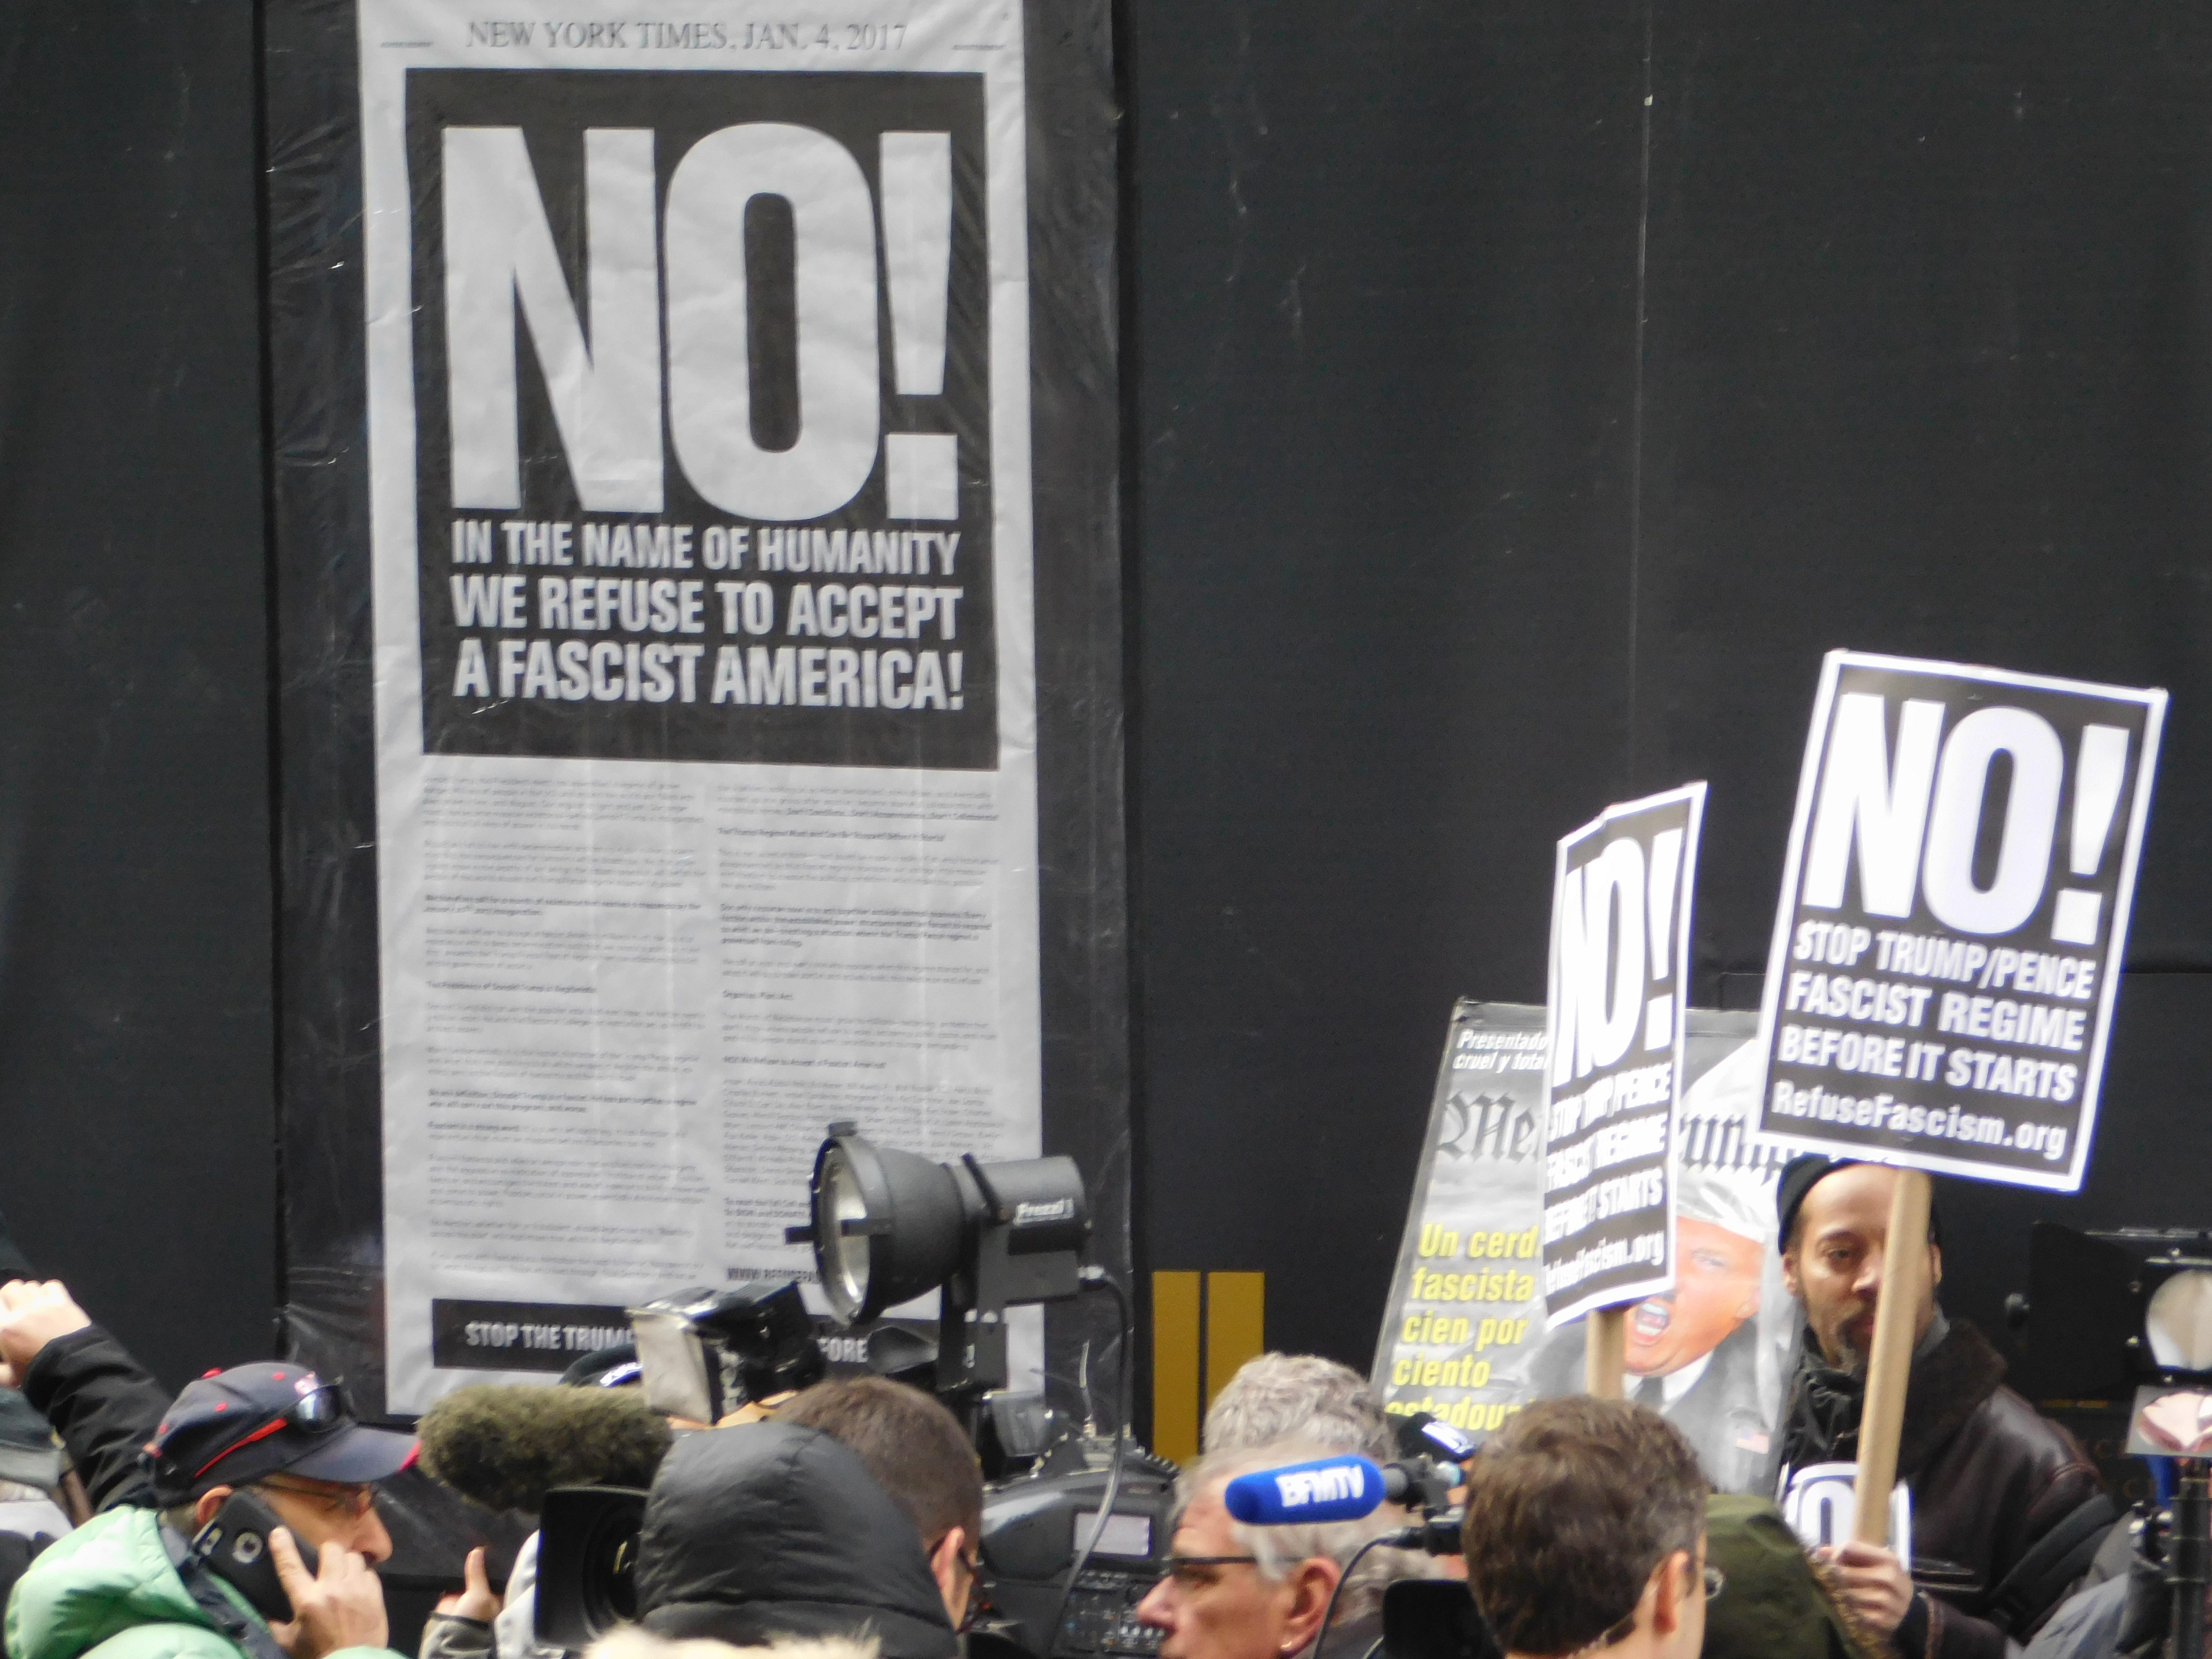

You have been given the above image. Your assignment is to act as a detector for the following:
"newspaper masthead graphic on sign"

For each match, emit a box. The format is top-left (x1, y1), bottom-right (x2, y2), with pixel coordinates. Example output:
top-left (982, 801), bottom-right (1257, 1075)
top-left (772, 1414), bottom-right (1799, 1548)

top-left (1751, 650), bottom-right (2165, 1192)
top-left (1542, 782), bottom-right (1707, 1327)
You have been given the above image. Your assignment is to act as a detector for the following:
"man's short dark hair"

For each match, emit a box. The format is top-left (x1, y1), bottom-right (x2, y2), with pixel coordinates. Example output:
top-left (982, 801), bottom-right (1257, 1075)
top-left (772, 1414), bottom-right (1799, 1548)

top-left (779, 1375), bottom-right (983, 1550)
top-left (1460, 1397), bottom-right (1709, 1656)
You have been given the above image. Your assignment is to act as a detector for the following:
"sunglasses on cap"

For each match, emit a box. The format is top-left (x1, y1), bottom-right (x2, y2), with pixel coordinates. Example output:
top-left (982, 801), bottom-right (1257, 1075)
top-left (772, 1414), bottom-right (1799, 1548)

top-left (178, 1381), bottom-right (349, 1482)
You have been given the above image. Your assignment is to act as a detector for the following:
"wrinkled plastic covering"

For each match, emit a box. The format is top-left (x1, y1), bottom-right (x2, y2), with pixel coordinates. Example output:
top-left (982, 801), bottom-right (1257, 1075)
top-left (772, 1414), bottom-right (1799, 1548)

top-left (262, 0), bottom-right (1129, 1476)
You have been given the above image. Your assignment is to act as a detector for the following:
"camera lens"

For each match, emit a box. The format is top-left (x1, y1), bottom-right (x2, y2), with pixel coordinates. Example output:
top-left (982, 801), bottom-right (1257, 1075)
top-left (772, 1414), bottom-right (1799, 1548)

top-left (535, 1487), bottom-right (649, 1650)
top-left (580, 1508), bottom-right (641, 1632)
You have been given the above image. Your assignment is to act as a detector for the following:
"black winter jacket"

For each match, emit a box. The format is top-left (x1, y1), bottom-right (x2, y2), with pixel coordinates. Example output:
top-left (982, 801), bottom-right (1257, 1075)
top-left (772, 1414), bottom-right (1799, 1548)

top-left (18, 1324), bottom-right (169, 1513)
top-left (636, 1423), bottom-right (958, 1659)
top-left (1779, 1319), bottom-right (2112, 1659)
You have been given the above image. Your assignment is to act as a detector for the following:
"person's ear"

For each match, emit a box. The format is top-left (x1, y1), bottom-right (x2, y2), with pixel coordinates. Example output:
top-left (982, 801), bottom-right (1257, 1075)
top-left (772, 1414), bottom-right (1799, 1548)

top-left (1780, 1247), bottom-right (1803, 1299)
top-left (1277, 1558), bottom-right (1342, 1656)
top-left (192, 1486), bottom-right (235, 1531)
top-left (1646, 1551), bottom-right (1688, 1637)
top-left (1929, 1241), bottom-right (1943, 1288)
top-left (927, 1526), bottom-right (972, 1626)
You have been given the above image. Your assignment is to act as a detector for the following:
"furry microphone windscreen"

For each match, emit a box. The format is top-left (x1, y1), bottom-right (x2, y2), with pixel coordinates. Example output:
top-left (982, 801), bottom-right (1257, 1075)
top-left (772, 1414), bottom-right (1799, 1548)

top-left (418, 1384), bottom-right (674, 1514)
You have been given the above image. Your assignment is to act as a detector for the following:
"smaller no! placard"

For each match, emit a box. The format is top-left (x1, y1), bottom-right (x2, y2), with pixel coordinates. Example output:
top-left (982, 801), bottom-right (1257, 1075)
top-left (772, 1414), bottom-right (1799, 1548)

top-left (1752, 649), bottom-right (2165, 1192)
top-left (1541, 782), bottom-right (1707, 1327)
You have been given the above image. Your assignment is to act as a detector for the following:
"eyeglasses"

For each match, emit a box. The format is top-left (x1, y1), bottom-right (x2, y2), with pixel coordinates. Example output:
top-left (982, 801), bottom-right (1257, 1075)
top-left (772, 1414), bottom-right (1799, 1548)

top-left (1549, 1560), bottom-right (1723, 1657)
top-left (255, 1475), bottom-right (377, 1519)
top-left (1158, 1554), bottom-right (1260, 1590)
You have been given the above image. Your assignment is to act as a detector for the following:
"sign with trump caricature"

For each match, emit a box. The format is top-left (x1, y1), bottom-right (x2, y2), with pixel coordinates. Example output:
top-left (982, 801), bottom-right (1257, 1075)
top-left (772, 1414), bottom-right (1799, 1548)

top-left (1377, 1002), bottom-right (1796, 1492)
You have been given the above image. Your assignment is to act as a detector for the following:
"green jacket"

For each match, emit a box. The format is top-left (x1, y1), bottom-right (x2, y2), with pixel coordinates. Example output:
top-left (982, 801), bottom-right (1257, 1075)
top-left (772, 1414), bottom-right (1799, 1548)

top-left (5, 1507), bottom-right (395, 1659)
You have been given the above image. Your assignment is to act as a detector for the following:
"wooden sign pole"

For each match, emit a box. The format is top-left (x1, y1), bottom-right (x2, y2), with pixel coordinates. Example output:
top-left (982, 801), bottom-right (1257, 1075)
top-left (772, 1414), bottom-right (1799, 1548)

top-left (1586, 1304), bottom-right (1628, 1399)
top-left (1851, 1168), bottom-right (1934, 1545)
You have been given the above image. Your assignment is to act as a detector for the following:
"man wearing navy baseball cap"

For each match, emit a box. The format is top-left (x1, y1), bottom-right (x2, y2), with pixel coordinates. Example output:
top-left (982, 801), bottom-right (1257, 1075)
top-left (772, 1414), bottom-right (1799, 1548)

top-left (142, 1362), bottom-right (418, 1548)
top-left (6, 1356), bottom-right (415, 1659)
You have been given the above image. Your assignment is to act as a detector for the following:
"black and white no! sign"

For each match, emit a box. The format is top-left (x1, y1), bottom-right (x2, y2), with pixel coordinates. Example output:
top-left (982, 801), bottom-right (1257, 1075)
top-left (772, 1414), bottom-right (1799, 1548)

top-left (1541, 782), bottom-right (1706, 1325)
top-left (1753, 650), bottom-right (2165, 1191)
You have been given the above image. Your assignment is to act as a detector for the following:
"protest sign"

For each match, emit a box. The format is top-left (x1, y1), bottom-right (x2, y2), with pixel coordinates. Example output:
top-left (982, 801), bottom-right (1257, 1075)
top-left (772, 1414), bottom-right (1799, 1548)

top-left (1375, 1001), bottom-right (1793, 1489)
top-left (1542, 784), bottom-right (1707, 1338)
top-left (349, 0), bottom-right (1064, 1409)
top-left (1752, 650), bottom-right (2165, 1192)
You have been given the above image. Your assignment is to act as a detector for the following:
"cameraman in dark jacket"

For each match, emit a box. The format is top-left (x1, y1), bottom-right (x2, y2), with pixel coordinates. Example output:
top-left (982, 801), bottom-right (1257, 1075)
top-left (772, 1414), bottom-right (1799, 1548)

top-left (631, 1422), bottom-right (957, 1659)
top-left (1771, 1158), bottom-right (2113, 1659)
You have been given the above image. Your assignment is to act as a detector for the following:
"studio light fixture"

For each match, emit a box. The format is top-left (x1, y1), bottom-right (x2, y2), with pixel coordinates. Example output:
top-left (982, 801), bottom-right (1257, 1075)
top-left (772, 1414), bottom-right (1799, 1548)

top-left (787, 1122), bottom-right (1091, 1400)
top-left (2016, 1224), bottom-right (2212, 1400)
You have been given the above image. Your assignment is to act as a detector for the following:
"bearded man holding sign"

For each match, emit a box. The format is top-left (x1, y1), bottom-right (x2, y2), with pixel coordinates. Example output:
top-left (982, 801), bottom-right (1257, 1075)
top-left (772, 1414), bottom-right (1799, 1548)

top-left (1752, 651), bottom-right (2164, 1659)
top-left (1771, 1155), bottom-right (2111, 1659)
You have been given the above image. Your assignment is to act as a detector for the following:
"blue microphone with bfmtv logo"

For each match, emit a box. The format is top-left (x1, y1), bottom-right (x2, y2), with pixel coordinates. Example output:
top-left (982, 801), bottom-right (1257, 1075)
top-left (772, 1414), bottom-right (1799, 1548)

top-left (1223, 1455), bottom-right (1395, 1525)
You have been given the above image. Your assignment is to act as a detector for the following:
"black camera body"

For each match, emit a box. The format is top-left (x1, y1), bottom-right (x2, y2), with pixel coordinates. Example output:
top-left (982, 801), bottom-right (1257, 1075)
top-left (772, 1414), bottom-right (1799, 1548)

top-left (536, 1134), bottom-right (1153, 1659)
top-left (974, 1442), bottom-right (1178, 1659)
top-left (535, 1486), bottom-right (649, 1652)
top-left (1382, 1582), bottom-right (1499, 1659)
top-left (630, 1282), bottom-right (827, 1424)
top-left (533, 1440), bottom-right (1178, 1659)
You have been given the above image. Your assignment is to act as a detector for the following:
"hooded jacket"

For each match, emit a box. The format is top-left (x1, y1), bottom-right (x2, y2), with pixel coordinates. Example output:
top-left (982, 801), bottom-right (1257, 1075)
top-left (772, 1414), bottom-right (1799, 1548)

top-left (633, 1425), bottom-right (956, 1659)
top-left (4, 1504), bottom-right (397, 1659)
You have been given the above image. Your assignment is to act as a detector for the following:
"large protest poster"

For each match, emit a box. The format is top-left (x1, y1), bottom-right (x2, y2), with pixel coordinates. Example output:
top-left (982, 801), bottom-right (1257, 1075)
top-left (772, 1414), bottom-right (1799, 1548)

top-left (1751, 650), bottom-right (2165, 1191)
top-left (1542, 784), bottom-right (1705, 1328)
top-left (332, 0), bottom-right (1059, 1410)
top-left (1375, 1002), bottom-right (1795, 1491)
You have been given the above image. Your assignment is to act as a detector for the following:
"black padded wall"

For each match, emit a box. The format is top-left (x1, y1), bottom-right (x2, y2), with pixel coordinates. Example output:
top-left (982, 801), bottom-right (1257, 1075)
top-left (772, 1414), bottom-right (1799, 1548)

top-left (1638, 1), bottom-right (2212, 1360)
top-left (1131, 0), bottom-right (2212, 1376)
top-left (0, 2), bottom-right (275, 1388)
top-left (1126, 0), bottom-right (1653, 1369)
top-left (0, 0), bottom-right (2208, 1412)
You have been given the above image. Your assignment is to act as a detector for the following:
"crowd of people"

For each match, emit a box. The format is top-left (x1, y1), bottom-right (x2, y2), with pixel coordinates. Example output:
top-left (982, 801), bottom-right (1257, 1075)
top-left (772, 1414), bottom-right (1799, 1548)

top-left (0, 1154), bottom-right (2185, 1659)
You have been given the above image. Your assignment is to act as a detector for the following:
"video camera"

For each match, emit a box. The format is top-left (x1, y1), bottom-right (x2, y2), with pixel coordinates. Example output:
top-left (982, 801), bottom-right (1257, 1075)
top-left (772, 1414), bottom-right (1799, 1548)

top-left (628, 1280), bottom-right (826, 1424)
top-left (537, 1486), bottom-right (648, 1647)
top-left (537, 1130), bottom-right (1163, 1659)
top-left (534, 1277), bottom-right (828, 1652)
top-left (973, 1437), bottom-right (1179, 1659)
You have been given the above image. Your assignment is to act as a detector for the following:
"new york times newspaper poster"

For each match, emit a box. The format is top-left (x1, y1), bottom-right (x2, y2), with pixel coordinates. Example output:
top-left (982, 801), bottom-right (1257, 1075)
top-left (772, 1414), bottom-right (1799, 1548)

top-left (359, 0), bottom-right (1046, 1409)
top-left (1542, 784), bottom-right (1706, 1328)
top-left (1374, 1003), bottom-right (1796, 1491)
top-left (1751, 651), bottom-right (2166, 1192)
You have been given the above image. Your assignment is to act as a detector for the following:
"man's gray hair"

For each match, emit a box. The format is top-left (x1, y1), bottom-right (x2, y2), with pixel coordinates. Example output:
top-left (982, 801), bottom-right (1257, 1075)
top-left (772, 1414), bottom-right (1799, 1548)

top-left (1203, 1354), bottom-right (1395, 1464)
top-left (1178, 1440), bottom-right (1441, 1626)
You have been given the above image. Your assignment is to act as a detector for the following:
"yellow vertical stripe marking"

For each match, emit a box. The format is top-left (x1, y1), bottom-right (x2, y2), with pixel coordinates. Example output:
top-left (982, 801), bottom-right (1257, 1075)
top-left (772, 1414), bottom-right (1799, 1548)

top-left (1152, 1271), bottom-right (1203, 1465)
top-left (1203, 1271), bottom-right (1266, 1415)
